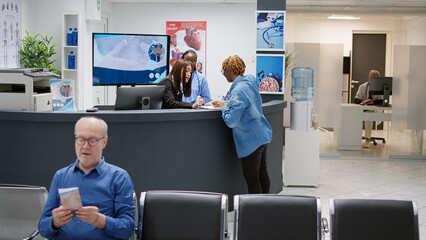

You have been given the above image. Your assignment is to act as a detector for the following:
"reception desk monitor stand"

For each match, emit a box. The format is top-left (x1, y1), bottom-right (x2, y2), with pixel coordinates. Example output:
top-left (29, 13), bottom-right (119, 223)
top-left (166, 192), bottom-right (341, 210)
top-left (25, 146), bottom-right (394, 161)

top-left (114, 85), bottom-right (165, 110)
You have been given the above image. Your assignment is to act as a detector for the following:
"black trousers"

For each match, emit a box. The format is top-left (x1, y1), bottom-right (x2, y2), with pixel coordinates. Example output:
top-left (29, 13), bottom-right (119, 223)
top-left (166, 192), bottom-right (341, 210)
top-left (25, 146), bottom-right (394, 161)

top-left (241, 144), bottom-right (270, 194)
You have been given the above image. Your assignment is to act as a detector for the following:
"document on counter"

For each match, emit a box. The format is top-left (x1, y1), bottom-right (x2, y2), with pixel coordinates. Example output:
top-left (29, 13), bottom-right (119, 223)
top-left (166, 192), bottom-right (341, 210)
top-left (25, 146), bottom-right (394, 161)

top-left (197, 101), bottom-right (219, 110)
top-left (199, 105), bottom-right (220, 110)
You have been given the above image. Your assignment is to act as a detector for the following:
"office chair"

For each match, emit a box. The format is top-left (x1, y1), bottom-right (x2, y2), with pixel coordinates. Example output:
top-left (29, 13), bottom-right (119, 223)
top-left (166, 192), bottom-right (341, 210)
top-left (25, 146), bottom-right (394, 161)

top-left (329, 199), bottom-right (419, 240)
top-left (0, 184), bottom-right (48, 240)
top-left (139, 190), bottom-right (229, 240)
top-left (233, 194), bottom-right (324, 240)
top-left (363, 120), bottom-right (386, 146)
top-left (362, 136), bottom-right (386, 145)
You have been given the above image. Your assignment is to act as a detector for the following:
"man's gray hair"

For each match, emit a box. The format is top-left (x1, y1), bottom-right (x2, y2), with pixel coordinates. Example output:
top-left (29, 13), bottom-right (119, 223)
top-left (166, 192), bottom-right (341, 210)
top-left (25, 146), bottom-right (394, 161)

top-left (75, 116), bottom-right (108, 137)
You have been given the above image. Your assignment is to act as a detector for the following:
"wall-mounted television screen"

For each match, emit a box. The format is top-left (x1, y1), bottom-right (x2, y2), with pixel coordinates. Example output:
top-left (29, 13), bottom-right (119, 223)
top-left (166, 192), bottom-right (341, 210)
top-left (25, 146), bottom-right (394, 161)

top-left (92, 33), bottom-right (170, 86)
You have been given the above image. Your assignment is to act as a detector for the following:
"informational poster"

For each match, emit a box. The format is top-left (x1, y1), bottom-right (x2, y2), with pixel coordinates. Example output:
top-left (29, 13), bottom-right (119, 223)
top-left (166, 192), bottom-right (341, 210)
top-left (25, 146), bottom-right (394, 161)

top-left (50, 79), bottom-right (76, 112)
top-left (256, 11), bottom-right (285, 51)
top-left (256, 11), bottom-right (285, 93)
top-left (0, 0), bottom-right (21, 68)
top-left (166, 21), bottom-right (206, 75)
top-left (256, 55), bottom-right (284, 92)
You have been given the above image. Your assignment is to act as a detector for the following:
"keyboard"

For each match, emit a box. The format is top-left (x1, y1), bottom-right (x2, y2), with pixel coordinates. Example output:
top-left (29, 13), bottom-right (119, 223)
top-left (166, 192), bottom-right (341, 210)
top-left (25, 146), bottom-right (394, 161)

top-left (93, 105), bottom-right (115, 110)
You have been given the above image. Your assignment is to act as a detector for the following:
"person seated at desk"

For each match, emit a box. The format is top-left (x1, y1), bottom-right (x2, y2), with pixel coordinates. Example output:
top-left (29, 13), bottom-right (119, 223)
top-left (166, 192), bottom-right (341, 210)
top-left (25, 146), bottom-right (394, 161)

top-left (158, 59), bottom-right (204, 109)
top-left (38, 116), bottom-right (135, 240)
top-left (354, 69), bottom-right (383, 148)
top-left (181, 49), bottom-right (212, 103)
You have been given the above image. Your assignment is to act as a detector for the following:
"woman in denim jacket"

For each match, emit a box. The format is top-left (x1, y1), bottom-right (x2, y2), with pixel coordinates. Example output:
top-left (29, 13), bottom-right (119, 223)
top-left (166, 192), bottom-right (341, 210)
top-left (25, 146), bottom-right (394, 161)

top-left (213, 55), bottom-right (272, 194)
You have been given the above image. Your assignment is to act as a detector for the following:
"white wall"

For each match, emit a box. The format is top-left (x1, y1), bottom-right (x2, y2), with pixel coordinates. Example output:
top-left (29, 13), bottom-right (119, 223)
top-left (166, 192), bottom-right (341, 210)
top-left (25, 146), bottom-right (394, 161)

top-left (20, 1), bottom-right (426, 109)
top-left (286, 14), bottom-right (426, 55)
top-left (21, 0), bottom-right (85, 71)
top-left (285, 13), bottom-right (426, 76)
top-left (109, 3), bottom-right (256, 101)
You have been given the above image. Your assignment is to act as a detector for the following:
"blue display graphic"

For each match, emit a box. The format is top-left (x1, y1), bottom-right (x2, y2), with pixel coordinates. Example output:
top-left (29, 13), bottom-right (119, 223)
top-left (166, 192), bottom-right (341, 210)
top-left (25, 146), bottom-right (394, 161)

top-left (256, 12), bottom-right (284, 50)
top-left (256, 55), bottom-right (284, 92)
top-left (93, 33), bottom-right (170, 85)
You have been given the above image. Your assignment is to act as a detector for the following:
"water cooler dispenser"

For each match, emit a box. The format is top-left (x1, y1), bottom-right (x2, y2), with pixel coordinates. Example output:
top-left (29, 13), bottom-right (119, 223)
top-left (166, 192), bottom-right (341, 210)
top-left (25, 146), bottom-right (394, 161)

top-left (290, 67), bottom-right (314, 131)
top-left (284, 67), bottom-right (320, 187)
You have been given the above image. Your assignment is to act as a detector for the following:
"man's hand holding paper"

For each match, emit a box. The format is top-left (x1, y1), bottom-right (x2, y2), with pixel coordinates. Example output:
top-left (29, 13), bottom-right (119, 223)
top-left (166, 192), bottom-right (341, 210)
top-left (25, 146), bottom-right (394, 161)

top-left (53, 187), bottom-right (83, 229)
top-left (76, 206), bottom-right (107, 229)
top-left (52, 206), bottom-right (73, 229)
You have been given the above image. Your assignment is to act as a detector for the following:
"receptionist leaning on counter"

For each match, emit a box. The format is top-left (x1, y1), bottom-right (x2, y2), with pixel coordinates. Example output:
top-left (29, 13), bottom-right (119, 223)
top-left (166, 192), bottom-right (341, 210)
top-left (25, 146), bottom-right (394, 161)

top-left (158, 59), bottom-right (204, 109)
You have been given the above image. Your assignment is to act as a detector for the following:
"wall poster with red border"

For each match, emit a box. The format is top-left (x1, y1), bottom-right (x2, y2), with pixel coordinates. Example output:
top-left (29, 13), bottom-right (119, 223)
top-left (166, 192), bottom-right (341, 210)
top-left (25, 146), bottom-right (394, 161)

top-left (166, 21), bottom-right (206, 76)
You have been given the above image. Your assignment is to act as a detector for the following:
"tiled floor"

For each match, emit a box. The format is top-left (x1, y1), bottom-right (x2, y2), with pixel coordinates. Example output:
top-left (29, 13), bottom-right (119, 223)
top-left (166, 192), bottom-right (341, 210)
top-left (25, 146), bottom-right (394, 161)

top-left (227, 129), bottom-right (426, 239)
top-left (281, 158), bottom-right (426, 239)
top-left (319, 128), bottom-right (426, 159)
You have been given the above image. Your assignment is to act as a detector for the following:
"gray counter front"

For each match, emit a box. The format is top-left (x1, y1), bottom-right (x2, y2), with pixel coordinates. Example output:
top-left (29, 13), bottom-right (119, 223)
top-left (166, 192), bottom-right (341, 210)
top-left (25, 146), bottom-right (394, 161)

top-left (0, 100), bottom-right (286, 206)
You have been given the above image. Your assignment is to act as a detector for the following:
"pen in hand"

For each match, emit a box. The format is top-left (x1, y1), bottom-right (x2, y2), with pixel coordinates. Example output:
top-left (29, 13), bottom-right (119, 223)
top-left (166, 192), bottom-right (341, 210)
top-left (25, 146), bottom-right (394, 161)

top-left (193, 96), bottom-right (204, 109)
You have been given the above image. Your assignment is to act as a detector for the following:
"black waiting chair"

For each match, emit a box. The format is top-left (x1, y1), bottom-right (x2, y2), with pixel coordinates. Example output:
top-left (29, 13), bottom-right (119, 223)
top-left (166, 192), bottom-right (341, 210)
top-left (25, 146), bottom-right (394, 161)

top-left (139, 190), bottom-right (229, 240)
top-left (233, 194), bottom-right (324, 240)
top-left (0, 184), bottom-right (49, 240)
top-left (132, 191), bottom-right (141, 240)
top-left (329, 199), bottom-right (419, 240)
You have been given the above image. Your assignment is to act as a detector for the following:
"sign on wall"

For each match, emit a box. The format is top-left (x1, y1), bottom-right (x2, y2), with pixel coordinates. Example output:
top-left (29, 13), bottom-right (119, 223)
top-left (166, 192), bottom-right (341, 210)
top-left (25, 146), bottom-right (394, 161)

top-left (166, 21), bottom-right (206, 75)
top-left (256, 11), bottom-right (285, 51)
top-left (0, 0), bottom-right (21, 68)
top-left (256, 11), bottom-right (285, 93)
top-left (256, 55), bottom-right (284, 92)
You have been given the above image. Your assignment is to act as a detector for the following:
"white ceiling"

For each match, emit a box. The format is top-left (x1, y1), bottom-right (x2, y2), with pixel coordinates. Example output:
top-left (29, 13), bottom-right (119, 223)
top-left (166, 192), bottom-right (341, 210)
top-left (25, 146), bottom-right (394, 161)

top-left (108, 0), bottom-right (426, 14)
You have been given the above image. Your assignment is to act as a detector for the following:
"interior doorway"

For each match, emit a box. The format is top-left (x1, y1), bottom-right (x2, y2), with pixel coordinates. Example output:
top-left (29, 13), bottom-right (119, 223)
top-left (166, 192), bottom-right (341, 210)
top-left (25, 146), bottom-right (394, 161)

top-left (350, 33), bottom-right (387, 131)
top-left (349, 33), bottom-right (386, 103)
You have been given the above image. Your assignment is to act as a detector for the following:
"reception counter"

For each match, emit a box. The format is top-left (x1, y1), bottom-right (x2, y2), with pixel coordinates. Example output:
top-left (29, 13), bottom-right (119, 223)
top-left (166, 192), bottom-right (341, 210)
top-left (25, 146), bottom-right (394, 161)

top-left (0, 100), bottom-right (286, 206)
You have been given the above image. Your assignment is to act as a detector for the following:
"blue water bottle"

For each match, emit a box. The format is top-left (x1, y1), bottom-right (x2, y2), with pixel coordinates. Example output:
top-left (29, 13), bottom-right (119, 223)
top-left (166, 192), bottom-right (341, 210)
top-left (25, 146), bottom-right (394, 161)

top-left (291, 67), bottom-right (314, 101)
top-left (72, 27), bottom-right (78, 46)
top-left (67, 28), bottom-right (73, 46)
top-left (68, 51), bottom-right (75, 69)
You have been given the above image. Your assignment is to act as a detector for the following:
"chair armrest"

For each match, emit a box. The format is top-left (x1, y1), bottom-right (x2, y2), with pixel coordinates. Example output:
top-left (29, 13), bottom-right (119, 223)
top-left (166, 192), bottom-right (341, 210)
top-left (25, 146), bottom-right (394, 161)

top-left (321, 217), bottom-right (330, 239)
top-left (22, 230), bottom-right (39, 240)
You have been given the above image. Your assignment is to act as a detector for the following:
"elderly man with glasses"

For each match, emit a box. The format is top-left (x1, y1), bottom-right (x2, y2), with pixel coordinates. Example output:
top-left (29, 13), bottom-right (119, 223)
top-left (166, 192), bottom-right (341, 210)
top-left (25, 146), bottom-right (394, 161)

top-left (38, 116), bottom-right (135, 240)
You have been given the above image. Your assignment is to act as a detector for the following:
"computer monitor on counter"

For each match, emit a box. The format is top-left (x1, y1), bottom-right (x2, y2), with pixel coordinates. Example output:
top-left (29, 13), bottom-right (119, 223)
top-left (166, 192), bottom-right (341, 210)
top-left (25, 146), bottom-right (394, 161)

top-left (369, 77), bottom-right (392, 107)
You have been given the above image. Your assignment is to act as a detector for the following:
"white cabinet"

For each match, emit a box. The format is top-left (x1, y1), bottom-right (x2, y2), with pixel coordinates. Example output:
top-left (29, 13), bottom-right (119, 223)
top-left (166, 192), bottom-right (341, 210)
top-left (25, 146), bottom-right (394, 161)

top-left (284, 129), bottom-right (320, 187)
top-left (62, 13), bottom-right (83, 109)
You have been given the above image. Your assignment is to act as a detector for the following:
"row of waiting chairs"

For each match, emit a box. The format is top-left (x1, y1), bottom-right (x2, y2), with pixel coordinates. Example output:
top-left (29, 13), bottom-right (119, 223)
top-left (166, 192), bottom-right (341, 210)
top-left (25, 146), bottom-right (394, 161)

top-left (139, 191), bottom-right (419, 240)
top-left (0, 184), bottom-right (420, 240)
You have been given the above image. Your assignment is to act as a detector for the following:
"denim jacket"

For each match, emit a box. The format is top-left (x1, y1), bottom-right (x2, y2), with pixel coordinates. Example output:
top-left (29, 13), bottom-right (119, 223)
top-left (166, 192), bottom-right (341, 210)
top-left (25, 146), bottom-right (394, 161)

top-left (221, 74), bottom-right (272, 158)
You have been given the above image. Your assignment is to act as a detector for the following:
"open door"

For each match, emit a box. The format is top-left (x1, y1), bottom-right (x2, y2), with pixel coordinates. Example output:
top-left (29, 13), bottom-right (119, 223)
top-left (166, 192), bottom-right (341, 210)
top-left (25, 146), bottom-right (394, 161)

top-left (349, 33), bottom-right (386, 103)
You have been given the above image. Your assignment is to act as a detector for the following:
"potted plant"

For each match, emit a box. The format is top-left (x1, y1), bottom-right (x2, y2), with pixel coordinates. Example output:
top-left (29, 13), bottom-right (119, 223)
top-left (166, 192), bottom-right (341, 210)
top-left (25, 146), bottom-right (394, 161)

top-left (285, 50), bottom-right (294, 79)
top-left (18, 31), bottom-right (61, 76)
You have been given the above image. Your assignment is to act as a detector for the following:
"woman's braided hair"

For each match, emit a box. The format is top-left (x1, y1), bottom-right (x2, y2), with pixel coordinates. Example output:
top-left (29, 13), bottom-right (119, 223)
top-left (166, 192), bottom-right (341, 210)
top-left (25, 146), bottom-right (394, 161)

top-left (222, 55), bottom-right (246, 76)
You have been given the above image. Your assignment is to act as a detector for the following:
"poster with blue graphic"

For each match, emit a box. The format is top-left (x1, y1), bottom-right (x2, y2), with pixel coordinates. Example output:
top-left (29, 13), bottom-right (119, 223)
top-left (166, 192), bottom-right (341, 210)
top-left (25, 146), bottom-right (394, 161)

top-left (256, 55), bottom-right (284, 92)
top-left (50, 79), bottom-right (76, 111)
top-left (256, 11), bottom-right (285, 51)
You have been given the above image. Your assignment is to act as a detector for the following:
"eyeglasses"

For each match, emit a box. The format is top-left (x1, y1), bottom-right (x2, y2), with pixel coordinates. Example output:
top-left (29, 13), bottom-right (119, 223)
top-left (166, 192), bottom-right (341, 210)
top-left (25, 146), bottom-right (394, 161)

top-left (75, 137), bottom-right (105, 146)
